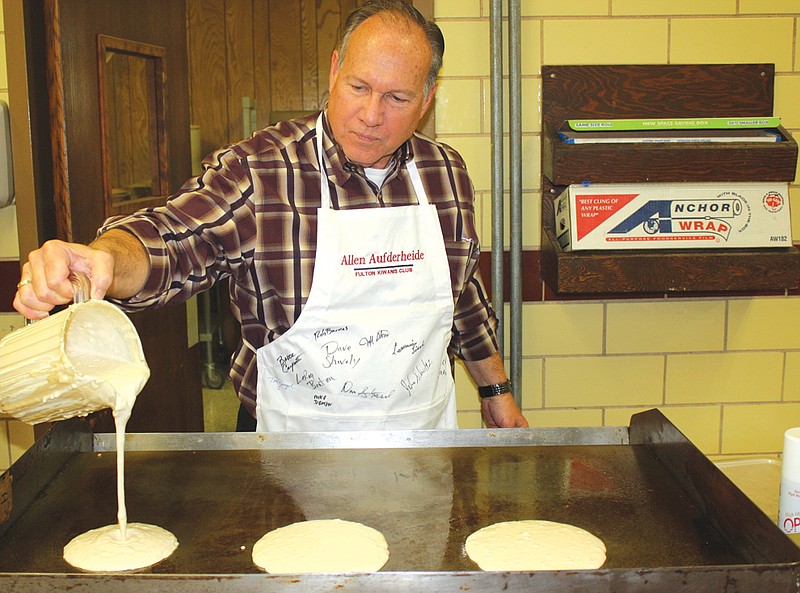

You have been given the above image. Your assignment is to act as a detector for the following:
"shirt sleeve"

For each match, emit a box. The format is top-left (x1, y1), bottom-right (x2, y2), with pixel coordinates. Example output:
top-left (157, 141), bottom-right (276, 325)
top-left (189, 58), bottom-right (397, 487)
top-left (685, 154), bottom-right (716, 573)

top-left (439, 147), bottom-right (500, 362)
top-left (99, 145), bottom-right (255, 310)
top-left (449, 236), bottom-right (500, 362)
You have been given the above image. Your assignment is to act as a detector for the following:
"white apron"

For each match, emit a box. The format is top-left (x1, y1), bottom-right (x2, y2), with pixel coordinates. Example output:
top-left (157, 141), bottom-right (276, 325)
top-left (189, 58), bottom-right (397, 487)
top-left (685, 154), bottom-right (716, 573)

top-left (254, 115), bottom-right (457, 431)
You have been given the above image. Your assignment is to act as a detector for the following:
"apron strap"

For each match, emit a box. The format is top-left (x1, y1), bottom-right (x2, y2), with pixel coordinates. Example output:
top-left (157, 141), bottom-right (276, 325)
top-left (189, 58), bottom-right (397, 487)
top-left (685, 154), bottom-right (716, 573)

top-left (316, 113), bottom-right (333, 210)
top-left (405, 158), bottom-right (429, 205)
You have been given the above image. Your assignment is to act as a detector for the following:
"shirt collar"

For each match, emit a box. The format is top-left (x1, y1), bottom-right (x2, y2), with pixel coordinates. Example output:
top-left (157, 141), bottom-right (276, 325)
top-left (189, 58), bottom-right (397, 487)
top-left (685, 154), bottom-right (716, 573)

top-left (319, 109), bottom-right (414, 186)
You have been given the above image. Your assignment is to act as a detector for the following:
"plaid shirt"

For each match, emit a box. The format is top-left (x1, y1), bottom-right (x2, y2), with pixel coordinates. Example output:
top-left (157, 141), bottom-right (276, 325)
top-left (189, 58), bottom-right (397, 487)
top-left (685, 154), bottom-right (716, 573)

top-left (103, 112), bottom-right (498, 414)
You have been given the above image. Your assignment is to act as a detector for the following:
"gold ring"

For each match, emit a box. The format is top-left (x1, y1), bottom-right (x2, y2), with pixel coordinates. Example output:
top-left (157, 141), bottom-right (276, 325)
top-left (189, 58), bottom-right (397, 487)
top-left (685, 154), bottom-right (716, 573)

top-left (16, 278), bottom-right (32, 289)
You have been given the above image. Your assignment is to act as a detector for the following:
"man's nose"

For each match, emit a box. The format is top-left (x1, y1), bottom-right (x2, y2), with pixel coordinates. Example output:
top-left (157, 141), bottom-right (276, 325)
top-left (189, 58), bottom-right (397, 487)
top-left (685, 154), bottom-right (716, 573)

top-left (360, 93), bottom-right (384, 127)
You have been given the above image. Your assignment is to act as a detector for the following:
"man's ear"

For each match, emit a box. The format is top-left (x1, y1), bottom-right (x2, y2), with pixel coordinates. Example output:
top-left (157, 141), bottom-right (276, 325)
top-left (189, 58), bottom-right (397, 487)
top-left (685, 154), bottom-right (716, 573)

top-left (329, 50), bottom-right (341, 92)
top-left (420, 83), bottom-right (437, 117)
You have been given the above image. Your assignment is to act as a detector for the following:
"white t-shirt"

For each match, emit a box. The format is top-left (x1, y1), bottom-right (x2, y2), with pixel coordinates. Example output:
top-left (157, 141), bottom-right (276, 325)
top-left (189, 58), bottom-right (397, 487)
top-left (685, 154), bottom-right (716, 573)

top-left (365, 166), bottom-right (391, 188)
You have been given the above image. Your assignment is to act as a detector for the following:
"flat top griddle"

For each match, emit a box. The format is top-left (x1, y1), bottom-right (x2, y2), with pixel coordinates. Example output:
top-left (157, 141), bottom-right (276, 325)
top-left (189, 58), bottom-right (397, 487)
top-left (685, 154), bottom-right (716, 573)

top-left (0, 409), bottom-right (798, 593)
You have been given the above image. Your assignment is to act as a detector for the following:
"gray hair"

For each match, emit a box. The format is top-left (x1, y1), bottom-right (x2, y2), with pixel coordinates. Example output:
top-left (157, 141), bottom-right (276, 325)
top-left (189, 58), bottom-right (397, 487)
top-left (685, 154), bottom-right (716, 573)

top-left (336, 0), bottom-right (444, 98)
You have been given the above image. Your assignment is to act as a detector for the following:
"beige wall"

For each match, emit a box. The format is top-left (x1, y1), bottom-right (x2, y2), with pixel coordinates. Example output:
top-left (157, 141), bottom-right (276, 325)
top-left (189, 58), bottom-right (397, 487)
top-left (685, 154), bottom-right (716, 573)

top-left (0, 0), bottom-right (34, 472)
top-left (443, 0), bottom-right (800, 460)
top-left (0, 0), bottom-right (17, 263)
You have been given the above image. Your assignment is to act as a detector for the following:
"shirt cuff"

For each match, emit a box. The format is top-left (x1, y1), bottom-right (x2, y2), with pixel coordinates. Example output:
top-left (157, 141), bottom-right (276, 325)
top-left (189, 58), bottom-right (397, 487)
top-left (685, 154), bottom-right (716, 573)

top-left (98, 216), bottom-right (171, 306)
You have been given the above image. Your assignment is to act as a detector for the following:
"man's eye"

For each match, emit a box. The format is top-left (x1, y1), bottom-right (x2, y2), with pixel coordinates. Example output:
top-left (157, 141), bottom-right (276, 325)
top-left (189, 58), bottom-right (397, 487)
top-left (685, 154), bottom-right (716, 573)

top-left (351, 85), bottom-right (366, 92)
top-left (388, 94), bottom-right (409, 104)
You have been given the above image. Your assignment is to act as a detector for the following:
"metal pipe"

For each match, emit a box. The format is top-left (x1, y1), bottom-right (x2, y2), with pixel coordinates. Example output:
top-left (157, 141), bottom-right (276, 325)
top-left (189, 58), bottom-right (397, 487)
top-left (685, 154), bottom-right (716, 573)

top-left (508, 0), bottom-right (523, 408)
top-left (489, 0), bottom-right (504, 352)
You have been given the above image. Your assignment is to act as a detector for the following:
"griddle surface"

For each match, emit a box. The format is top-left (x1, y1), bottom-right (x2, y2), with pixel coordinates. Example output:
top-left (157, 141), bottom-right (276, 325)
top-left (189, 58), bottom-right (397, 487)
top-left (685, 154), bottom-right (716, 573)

top-left (0, 444), bottom-right (742, 574)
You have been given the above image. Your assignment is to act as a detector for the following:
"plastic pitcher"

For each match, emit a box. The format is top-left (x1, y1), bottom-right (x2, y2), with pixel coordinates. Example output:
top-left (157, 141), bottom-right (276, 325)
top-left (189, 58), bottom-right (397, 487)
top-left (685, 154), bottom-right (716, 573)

top-left (0, 275), bottom-right (149, 424)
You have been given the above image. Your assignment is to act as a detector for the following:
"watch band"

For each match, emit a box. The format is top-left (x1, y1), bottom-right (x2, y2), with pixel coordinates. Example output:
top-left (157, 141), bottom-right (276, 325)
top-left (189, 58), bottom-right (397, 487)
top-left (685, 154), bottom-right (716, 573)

top-left (478, 380), bottom-right (512, 399)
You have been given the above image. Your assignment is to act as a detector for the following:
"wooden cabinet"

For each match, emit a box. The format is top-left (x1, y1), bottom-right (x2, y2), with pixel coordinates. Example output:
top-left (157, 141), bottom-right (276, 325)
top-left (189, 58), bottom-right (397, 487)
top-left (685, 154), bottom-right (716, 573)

top-left (540, 64), bottom-right (800, 295)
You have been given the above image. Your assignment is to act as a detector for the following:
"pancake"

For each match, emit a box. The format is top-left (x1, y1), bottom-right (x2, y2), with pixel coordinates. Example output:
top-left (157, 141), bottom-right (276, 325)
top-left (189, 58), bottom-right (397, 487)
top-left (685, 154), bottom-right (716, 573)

top-left (252, 519), bottom-right (389, 573)
top-left (465, 519), bottom-right (606, 571)
top-left (64, 523), bottom-right (178, 572)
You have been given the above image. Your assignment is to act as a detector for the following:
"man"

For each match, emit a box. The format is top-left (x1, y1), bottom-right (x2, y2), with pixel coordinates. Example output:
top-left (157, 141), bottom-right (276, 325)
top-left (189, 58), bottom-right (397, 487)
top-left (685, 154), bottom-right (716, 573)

top-left (14, 0), bottom-right (527, 431)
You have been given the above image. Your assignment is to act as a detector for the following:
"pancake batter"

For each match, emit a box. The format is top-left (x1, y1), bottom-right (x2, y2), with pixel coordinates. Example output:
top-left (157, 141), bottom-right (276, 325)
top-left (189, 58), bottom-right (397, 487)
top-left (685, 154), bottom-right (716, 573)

top-left (465, 519), bottom-right (606, 571)
top-left (62, 349), bottom-right (178, 572)
top-left (252, 519), bottom-right (389, 573)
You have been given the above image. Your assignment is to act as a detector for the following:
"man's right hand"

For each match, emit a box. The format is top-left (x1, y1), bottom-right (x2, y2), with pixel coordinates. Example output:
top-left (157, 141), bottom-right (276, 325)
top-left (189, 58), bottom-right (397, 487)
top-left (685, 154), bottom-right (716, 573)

top-left (13, 239), bottom-right (117, 320)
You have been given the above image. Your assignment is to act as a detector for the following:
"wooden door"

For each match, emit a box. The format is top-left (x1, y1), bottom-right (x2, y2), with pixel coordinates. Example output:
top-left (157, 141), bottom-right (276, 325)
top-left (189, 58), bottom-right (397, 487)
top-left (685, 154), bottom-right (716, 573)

top-left (7, 0), bottom-right (204, 432)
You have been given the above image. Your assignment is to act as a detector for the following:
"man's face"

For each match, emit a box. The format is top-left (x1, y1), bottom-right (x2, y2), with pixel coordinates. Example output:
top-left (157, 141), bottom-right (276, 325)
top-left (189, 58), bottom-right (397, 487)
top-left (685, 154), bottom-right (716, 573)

top-left (327, 15), bottom-right (435, 170)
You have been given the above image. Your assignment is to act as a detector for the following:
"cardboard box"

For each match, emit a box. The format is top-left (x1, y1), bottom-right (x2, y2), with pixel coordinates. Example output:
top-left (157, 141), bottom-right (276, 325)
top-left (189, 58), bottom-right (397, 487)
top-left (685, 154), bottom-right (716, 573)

top-left (554, 182), bottom-right (793, 251)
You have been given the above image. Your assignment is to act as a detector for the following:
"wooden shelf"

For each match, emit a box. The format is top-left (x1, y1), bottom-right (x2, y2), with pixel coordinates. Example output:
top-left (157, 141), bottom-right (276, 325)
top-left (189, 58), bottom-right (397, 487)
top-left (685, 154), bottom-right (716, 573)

top-left (543, 122), bottom-right (797, 185)
top-left (541, 222), bottom-right (800, 295)
top-left (540, 64), bottom-right (800, 295)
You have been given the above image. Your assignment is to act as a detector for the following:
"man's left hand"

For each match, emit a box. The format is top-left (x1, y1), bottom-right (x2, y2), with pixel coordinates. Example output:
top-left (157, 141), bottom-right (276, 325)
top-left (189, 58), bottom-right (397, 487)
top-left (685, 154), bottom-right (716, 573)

top-left (481, 393), bottom-right (528, 428)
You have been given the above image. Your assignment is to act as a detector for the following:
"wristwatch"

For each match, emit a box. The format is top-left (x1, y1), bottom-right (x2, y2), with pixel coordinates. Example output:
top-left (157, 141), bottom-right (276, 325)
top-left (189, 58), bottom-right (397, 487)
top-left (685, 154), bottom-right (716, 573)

top-left (478, 380), bottom-right (513, 399)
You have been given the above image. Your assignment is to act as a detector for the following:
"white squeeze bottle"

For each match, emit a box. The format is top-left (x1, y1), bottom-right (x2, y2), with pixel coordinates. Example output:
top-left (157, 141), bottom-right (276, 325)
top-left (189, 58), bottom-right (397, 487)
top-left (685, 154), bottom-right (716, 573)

top-left (779, 427), bottom-right (800, 534)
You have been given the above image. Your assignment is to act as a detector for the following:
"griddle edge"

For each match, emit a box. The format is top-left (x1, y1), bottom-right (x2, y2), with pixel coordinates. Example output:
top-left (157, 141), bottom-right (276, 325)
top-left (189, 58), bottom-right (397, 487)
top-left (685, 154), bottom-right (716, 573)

top-left (630, 409), bottom-right (800, 566)
top-left (0, 418), bottom-right (92, 540)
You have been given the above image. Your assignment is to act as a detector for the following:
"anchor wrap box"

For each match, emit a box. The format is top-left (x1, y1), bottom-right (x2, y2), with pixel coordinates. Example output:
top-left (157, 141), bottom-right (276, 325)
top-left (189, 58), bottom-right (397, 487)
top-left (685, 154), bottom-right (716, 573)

top-left (554, 182), bottom-right (793, 251)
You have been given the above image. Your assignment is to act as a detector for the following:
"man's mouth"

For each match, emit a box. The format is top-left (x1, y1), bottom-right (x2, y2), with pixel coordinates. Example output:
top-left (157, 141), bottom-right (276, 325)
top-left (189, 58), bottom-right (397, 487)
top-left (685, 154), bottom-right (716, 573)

top-left (353, 132), bottom-right (380, 143)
